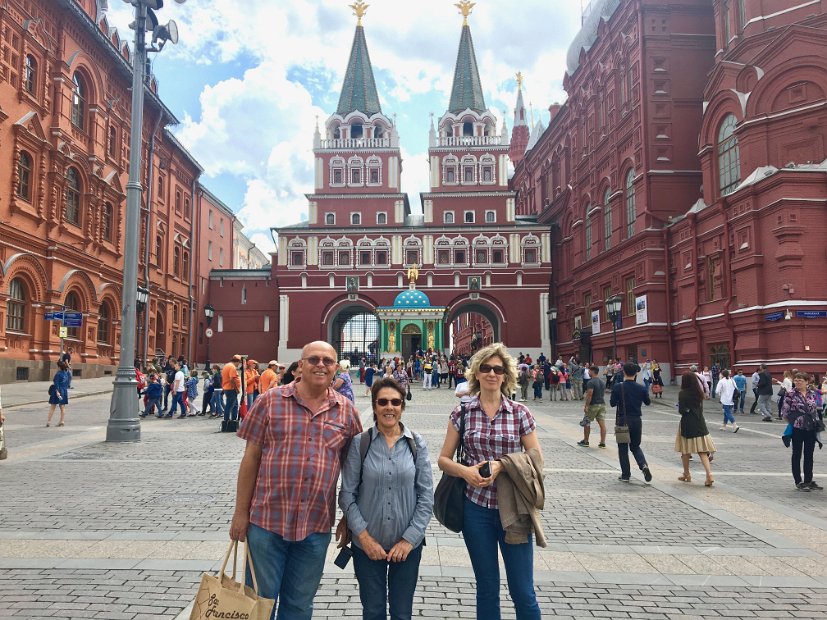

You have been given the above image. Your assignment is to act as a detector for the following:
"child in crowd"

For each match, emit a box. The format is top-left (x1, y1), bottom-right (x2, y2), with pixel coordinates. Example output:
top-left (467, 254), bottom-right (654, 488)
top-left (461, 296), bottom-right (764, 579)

top-left (185, 370), bottom-right (199, 417)
top-left (141, 374), bottom-right (163, 418)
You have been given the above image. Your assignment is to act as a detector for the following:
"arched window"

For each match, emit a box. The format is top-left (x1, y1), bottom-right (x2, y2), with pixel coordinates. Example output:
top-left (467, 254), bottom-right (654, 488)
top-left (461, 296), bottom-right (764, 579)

top-left (325, 213), bottom-right (335, 225)
top-left (71, 72), bottom-right (87, 130)
top-left (603, 187), bottom-right (612, 251)
top-left (583, 202), bottom-right (592, 260)
top-left (24, 55), bottom-right (37, 94)
top-left (6, 278), bottom-right (26, 332)
top-left (97, 302), bottom-right (111, 344)
top-left (461, 156), bottom-right (477, 184)
top-left (376, 212), bottom-right (387, 225)
top-left (351, 213), bottom-right (361, 225)
top-left (443, 156), bottom-right (458, 185)
top-left (625, 169), bottom-right (636, 238)
top-left (108, 126), bottom-right (117, 157)
top-left (17, 151), bottom-right (32, 201)
top-left (173, 246), bottom-right (181, 276)
top-left (101, 202), bottom-right (113, 242)
top-left (65, 167), bottom-right (81, 226)
top-left (155, 234), bottom-right (163, 266)
top-left (444, 212), bottom-right (454, 224)
top-left (366, 156), bottom-right (382, 185)
top-left (182, 251), bottom-right (190, 279)
top-left (717, 114), bottom-right (741, 196)
top-left (64, 291), bottom-right (81, 339)
top-left (330, 157), bottom-right (345, 186)
top-left (480, 155), bottom-right (495, 184)
top-left (348, 156), bottom-right (363, 186)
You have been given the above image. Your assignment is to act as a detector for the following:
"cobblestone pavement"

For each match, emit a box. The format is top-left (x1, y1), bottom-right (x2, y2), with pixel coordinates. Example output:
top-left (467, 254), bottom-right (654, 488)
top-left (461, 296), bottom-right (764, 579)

top-left (0, 381), bottom-right (825, 618)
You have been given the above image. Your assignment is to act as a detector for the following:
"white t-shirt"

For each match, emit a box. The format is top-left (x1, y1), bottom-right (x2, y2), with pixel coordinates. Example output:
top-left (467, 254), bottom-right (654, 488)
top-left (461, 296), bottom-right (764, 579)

top-left (174, 370), bottom-right (186, 393)
top-left (716, 377), bottom-right (737, 405)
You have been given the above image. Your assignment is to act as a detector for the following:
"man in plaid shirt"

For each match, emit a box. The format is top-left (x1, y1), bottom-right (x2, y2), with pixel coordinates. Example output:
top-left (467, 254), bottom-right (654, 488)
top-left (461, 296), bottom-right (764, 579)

top-left (230, 341), bottom-right (362, 619)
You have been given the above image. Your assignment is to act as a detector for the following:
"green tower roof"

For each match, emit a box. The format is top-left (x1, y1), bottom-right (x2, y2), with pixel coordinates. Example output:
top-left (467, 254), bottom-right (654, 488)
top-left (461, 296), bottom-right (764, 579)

top-left (336, 25), bottom-right (382, 117)
top-left (448, 24), bottom-right (486, 114)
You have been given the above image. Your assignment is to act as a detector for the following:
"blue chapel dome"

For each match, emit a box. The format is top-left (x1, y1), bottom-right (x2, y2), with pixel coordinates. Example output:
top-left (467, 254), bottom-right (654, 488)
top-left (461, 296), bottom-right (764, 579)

top-left (393, 288), bottom-right (432, 308)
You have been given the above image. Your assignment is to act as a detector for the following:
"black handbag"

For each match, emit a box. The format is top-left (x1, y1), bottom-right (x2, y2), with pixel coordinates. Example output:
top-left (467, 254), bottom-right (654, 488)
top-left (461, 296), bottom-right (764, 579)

top-left (433, 404), bottom-right (466, 532)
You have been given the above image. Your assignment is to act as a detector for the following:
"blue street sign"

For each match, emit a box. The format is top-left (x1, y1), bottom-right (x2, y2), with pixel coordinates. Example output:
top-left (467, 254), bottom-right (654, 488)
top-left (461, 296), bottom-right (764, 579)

top-left (63, 319), bottom-right (83, 327)
top-left (44, 312), bottom-right (55, 320)
top-left (796, 310), bottom-right (827, 319)
top-left (63, 311), bottom-right (83, 321)
top-left (765, 312), bottom-right (784, 322)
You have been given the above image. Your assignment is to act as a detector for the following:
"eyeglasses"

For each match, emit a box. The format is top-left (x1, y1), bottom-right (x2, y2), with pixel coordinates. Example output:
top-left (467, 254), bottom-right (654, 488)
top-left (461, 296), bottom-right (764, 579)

top-left (303, 356), bottom-right (337, 367)
top-left (376, 398), bottom-right (403, 407)
top-left (479, 364), bottom-right (506, 375)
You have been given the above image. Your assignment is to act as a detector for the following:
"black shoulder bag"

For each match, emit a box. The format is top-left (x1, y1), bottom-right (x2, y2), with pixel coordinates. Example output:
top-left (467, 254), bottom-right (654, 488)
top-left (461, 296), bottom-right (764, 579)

top-left (433, 405), bottom-right (466, 533)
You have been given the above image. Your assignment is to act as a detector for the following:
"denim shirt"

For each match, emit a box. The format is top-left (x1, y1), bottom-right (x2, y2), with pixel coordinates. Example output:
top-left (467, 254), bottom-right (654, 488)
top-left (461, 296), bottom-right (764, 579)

top-left (339, 423), bottom-right (433, 550)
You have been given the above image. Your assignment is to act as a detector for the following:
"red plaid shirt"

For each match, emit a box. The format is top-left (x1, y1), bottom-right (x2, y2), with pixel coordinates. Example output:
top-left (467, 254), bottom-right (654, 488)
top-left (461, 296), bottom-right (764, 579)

top-left (449, 395), bottom-right (536, 509)
top-left (238, 382), bottom-right (362, 541)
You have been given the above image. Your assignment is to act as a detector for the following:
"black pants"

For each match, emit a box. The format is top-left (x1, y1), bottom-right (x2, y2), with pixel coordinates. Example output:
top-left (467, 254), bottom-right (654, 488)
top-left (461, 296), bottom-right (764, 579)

top-left (791, 428), bottom-right (816, 485)
top-left (749, 388), bottom-right (758, 413)
top-left (618, 417), bottom-right (647, 479)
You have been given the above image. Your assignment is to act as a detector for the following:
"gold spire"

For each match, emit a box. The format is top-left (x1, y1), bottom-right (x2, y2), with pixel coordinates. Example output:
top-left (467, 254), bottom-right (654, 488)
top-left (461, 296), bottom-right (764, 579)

top-left (455, 1), bottom-right (475, 26)
top-left (516, 71), bottom-right (524, 91)
top-left (350, 1), bottom-right (368, 26)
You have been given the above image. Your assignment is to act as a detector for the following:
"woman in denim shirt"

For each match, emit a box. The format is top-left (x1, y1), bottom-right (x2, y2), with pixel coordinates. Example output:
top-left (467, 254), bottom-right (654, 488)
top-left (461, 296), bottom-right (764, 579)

top-left (781, 372), bottom-right (822, 491)
top-left (338, 377), bottom-right (433, 620)
top-left (47, 360), bottom-right (71, 427)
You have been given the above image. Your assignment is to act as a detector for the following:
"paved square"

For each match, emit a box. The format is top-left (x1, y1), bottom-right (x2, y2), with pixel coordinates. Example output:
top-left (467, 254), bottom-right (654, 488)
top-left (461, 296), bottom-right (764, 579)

top-left (1, 381), bottom-right (825, 618)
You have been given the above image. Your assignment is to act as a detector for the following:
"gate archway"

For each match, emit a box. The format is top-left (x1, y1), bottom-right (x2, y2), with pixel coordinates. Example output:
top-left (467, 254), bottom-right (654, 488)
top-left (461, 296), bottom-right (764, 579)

top-left (444, 301), bottom-right (503, 355)
top-left (329, 306), bottom-right (380, 365)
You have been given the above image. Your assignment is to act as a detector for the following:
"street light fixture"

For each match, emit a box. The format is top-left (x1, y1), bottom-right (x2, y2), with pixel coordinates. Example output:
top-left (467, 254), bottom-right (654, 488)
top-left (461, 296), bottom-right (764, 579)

top-left (204, 303), bottom-right (215, 371)
top-left (136, 286), bottom-right (149, 367)
top-left (605, 294), bottom-right (622, 363)
top-left (546, 306), bottom-right (557, 361)
top-left (107, 0), bottom-right (184, 442)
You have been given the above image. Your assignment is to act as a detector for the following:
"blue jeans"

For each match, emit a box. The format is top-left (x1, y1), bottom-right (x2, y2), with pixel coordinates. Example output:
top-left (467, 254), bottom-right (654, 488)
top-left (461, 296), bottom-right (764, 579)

top-left (722, 404), bottom-right (735, 425)
top-left (211, 390), bottom-right (224, 415)
top-left (738, 390), bottom-right (746, 413)
top-left (462, 497), bottom-right (541, 620)
top-left (352, 543), bottom-right (423, 620)
top-left (169, 392), bottom-right (185, 416)
top-left (617, 416), bottom-right (647, 479)
top-left (224, 390), bottom-right (239, 421)
top-left (247, 392), bottom-right (257, 410)
top-left (245, 523), bottom-right (329, 620)
top-left (143, 397), bottom-right (160, 416)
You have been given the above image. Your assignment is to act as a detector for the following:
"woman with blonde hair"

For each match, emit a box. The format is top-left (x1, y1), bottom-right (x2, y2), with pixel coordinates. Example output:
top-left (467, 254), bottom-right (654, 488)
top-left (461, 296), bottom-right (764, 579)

top-left (438, 343), bottom-right (543, 620)
top-left (333, 359), bottom-right (355, 402)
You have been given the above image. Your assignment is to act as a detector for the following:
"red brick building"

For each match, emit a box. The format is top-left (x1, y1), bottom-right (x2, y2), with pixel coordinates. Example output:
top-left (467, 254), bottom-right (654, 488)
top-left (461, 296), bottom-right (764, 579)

top-left (0, 0), bottom-right (242, 381)
top-left (513, 0), bottom-right (827, 379)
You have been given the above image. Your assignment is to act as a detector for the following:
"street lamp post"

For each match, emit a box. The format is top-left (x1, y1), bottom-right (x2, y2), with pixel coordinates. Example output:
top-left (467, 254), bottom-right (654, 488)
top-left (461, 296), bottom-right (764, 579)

top-left (546, 306), bottom-right (557, 361)
top-left (136, 286), bottom-right (149, 368)
top-left (204, 303), bottom-right (215, 371)
top-left (605, 295), bottom-right (622, 363)
top-left (107, 0), bottom-right (183, 442)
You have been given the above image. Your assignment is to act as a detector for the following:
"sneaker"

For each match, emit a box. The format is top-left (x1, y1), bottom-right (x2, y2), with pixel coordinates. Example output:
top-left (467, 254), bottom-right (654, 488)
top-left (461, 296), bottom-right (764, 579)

top-left (642, 466), bottom-right (653, 482)
top-left (618, 476), bottom-right (630, 482)
top-left (165, 413), bottom-right (173, 418)
top-left (577, 440), bottom-right (589, 447)
top-left (761, 416), bottom-right (773, 422)
top-left (796, 482), bottom-right (811, 492)
top-left (808, 481), bottom-right (823, 491)
top-left (178, 414), bottom-right (187, 418)
top-left (598, 443), bottom-right (606, 448)
top-left (720, 425), bottom-right (727, 431)
top-left (733, 425), bottom-right (740, 433)
top-left (155, 413), bottom-right (164, 418)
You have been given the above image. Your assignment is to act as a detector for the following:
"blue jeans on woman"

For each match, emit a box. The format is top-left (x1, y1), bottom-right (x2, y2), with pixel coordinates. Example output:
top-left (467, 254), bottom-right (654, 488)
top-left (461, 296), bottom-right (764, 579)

top-left (462, 497), bottom-right (541, 620)
top-left (210, 390), bottom-right (224, 416)
top-left (617, 416), bottom-right (647, 479)
top-left (245, 523), bottom-right (330, 620)
top-left (352, 543), bottom-right (423, 620)
top-left (722, 404), bottom-right (736, 426)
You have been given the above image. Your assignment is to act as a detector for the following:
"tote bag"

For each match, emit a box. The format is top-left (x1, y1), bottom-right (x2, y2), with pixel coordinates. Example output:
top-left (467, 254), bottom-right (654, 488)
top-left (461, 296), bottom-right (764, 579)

top-left (189, 541), bottom-right (275, 620)
top-left (433, 404), bottom-right (466, 532)
top-left (614, 382), bottom-right (631, 444)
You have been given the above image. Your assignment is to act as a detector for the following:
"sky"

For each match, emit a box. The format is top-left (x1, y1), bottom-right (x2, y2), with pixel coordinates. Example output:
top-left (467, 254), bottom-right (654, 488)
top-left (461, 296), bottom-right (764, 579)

top-left (103, 1), bottom-right (586, 255)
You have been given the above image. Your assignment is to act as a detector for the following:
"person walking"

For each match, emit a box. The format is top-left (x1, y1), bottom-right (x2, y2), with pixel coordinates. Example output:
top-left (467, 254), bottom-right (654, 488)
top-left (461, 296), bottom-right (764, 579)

top-left (422, 357), bottom-right (433, 390)
top-left (517, 363), bottom-right (530, 402)
top-left (245, 360), bottom-right (260, 409)
top-left (437, 343), bottom-right (543, 620)
top-left (775, 370), bottom-right (794, 419)
top-left (733, 369), bottom-right (747, 415)
top-left (221, 355), bottom-right (242, 423)
top-left (338, 377), bottom-right (433, 620)
top-left (571, 360), bottom-right (584, 400)
top-left (364, 363), bottom-right (376, 398)
top-left (163, 360), bottom-right (186, 418)
top-left (641, 360), bottom-right (653, 392)
top-left (652, 361), bottom-right (664, 398)
top-left (209, 365), bottom-right (224, 418)
top-left (578, 365), bottom-right (607, 448)
top-left (162, 357), bottom-right (176, 412)
top-left (185, 370), bottom-right (199, 417)
top-left (781, 372), bottom-right (822, 491)
top-left (715, 369), bottom-right (739, 432)
top-left (230, 341), bottom-right (362, 618)
top-left (141, 374), bottom-right (163, 418)
top-left (675, 372), bottom-right (716, 486)
top-left (392, 364), bottom-right (410, 400)
top-left (711, 362), bottom-right (721, 397)
top-left (531, 364), bottom-right (544, 401)
top-left (749, 366), bottom-right (761, 414)
top-left (756, 364), bottom-right (775, 422)
top-left (46, 360), bottom-right (71, 427)
top-left (611, 362), bottom-right (653, 483)
top-left (258, 361), bottom-right (279, 395)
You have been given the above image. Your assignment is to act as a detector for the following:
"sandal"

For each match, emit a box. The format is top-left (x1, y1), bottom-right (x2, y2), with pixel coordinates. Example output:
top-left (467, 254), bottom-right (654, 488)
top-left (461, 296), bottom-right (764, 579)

top-left (705, 478), bottom-right (714, 487)
top-left (58, 422), bottom-right (65, 427)
top-left (678, 475), bottom-right (691, 482)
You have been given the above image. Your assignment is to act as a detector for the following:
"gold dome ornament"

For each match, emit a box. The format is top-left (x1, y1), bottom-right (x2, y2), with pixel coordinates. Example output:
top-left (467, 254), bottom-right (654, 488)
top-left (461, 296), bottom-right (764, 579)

top-left (350, 1), bottom-right (369, 26)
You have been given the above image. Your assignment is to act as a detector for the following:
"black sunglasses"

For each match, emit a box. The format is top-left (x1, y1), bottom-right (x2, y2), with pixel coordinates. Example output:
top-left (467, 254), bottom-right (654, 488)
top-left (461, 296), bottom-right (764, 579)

top-left (376, 398), bottom-right (403, 407)
top-left (479, 364), bottom-right (506, 375)
top-left (303, 356), bottom-right (337, 367)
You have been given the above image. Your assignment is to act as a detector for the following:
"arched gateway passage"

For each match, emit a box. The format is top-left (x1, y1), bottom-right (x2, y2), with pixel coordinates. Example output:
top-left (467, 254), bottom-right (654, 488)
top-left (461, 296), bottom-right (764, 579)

top-left (445, 302), bottom-right (502, 356)
top-left (330, 306), bottom-right (379, 364)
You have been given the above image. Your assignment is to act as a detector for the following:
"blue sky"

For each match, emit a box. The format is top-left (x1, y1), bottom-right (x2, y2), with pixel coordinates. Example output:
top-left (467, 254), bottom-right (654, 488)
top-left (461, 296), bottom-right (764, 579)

top-left (104, 1), bottom-right (585, 253)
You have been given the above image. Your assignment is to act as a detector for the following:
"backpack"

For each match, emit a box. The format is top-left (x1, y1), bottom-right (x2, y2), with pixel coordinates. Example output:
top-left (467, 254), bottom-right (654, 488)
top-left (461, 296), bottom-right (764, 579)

top-left (357, 427), bottom-right (418, 486)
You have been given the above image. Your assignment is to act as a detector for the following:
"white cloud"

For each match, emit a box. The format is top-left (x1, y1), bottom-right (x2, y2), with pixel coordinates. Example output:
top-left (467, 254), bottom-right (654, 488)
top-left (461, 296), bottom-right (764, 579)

top-left (103, 1), bottom-right (585, 242)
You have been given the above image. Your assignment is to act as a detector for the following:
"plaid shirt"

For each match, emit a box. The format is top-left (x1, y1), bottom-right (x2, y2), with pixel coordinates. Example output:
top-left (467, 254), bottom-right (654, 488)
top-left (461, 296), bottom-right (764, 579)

top-left (449, 395), bottom-right (536, 509)
top-left (238, 382), bottom-right (362, 541)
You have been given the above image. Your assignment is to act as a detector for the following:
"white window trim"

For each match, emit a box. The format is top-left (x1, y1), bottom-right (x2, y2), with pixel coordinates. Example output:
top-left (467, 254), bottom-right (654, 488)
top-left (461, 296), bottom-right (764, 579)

top-left (464, 210), bottom-right (475, 224)
top-left (444, 211), bottom-right (455, 224)
top-left (330, 157), bottom-right (346, 187)
top-left (460, 156), bottom-right (477, 185)
top-left (374, 246), bottom-right (390, 267)
top-left (479, 155), bottom-right (496, 185)
top-left (366, 157), bottom-right (383, 186)
top-left (351, 212), bottom-right (362, 226)
top-left (319, 248), bottom-right (335, 268)
top-left (357, 246), bottom-right (373, 267)
top-left (324, 212), bottom-right (336, 226)
top-left (376, 211), bottom-right (387, 225)
top-left (442, 157), bottom-right (459, 186)
top-left (485, 210), bottom-right (496, 223)
top-left (336, 248), bottom-right (353, 268)
top-left (404, 247), bottom-right (422, 267)
top-left (348, 156), bottom-right (364, 187)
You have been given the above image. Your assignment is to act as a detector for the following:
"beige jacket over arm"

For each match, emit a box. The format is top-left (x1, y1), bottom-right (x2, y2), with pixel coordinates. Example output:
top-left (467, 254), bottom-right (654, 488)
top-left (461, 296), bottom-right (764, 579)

top-left (496, 448), bottom-right (546, 547)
